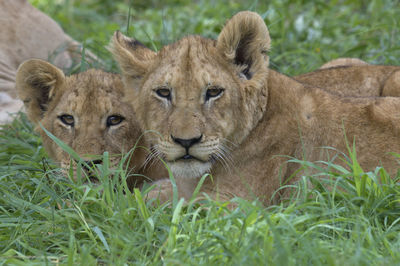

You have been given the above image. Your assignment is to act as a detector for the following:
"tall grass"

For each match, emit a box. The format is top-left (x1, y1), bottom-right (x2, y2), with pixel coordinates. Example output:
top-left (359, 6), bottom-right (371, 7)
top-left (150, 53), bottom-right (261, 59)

top-left (1, 0), bottom-right (399, 264)
top-left (1, 116), bottom-right (399, 264)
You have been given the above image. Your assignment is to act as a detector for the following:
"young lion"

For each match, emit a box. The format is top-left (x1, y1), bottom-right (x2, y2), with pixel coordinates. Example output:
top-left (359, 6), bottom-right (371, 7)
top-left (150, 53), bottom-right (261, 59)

top-left (111, 11), bottom-right (400, 204)
top-left (16, 59), bottom-right (165, 185)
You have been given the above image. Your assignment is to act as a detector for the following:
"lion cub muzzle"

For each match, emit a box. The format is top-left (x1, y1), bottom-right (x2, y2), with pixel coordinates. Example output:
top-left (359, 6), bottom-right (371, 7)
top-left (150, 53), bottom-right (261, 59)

top-left (171, 134), bottom-right (203, 160)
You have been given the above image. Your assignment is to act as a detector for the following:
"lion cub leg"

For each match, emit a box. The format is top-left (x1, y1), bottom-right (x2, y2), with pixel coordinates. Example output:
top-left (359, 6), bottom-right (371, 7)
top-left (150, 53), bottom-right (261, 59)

top-left (147, 179), bottom-right (174, 204)
top-left (147, 177), bottom-right (201, 204)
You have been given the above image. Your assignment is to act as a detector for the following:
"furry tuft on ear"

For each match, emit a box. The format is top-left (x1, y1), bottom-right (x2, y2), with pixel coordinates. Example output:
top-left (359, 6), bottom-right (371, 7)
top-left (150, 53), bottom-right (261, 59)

top-left (108, 31), bottom-right (156, 84)
top-left (216, 11), bottom-right (270, 79)
top-left (16, 59), bottom-right (65, 123)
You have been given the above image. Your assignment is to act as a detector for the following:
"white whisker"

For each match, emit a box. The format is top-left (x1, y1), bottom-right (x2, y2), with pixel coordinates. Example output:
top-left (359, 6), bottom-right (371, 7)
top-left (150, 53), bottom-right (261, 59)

top-left (213, 152), bottom-right (229, 172)
top-left (212, 147), bottom-right (231, 173)
top-left (142, 145), bottom-right (163, 170)
top-left (221, 138), bottom-right (238, 149)
top-left (220, 144), bottom-right (235, 165)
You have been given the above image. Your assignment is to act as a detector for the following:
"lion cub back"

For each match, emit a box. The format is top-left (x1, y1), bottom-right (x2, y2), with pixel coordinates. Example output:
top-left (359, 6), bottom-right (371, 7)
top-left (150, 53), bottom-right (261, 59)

top-left (295, 65), bottom-right (400, 97)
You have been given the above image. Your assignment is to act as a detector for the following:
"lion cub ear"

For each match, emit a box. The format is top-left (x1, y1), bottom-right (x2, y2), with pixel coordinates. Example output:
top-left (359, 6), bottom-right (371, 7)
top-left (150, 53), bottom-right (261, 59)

top-left (16, 59), bottom-right (65, 123)
top-left (109, 31), bottom-right (157, 87)
top-left (216, 11), bottom-right (270, 80)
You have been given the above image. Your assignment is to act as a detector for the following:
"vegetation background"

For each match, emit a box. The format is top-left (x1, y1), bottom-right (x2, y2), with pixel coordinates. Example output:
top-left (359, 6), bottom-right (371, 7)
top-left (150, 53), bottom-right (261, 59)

top-left (1, 0), bottom-right (400, 264)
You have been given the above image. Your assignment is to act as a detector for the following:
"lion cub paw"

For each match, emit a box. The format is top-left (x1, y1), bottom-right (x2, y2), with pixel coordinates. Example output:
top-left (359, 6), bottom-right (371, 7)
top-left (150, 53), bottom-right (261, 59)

top-left (146, 179), bottom-right (173, 204)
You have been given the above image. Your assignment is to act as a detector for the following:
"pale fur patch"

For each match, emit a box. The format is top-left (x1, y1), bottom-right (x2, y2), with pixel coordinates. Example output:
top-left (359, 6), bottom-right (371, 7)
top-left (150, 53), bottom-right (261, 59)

top-left (300, 95), bottom-right (315, 122)
top-left (0, 92), bottom-right (23, 124)
top-left (168, 160), bottom-right (212, 179)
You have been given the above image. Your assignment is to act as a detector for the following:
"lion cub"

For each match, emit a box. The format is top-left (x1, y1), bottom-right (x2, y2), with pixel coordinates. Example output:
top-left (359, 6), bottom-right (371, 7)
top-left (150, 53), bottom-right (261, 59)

top-left (111, 11), bottom-right (400, 204)
top-left (16, 59), bottom-right (165, 185)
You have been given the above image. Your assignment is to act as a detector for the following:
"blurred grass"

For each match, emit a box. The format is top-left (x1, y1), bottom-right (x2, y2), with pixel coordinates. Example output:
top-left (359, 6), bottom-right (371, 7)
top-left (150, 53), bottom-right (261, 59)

top-left (0, 0), bottom-right (399, 264)
top-left (29, 0), bottom-right (400, 74)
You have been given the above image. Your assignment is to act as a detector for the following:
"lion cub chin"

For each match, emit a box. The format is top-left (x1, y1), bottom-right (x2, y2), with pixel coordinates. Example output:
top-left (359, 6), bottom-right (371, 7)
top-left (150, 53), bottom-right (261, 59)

top-left (111, 11), bottom-right (400, 205)
top-left (16, 59), bottom-right (166, 186)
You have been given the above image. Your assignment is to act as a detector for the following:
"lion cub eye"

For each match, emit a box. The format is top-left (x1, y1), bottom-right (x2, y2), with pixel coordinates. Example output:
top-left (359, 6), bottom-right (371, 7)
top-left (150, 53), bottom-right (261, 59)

top-left (107, 115), bottom-right (125, 127)
top-left (205, 87), bottom-right (224, 101)
top-left (155, 87), bottom-right (171, 100)
top-left (58, 114), bottom-right (74, 126)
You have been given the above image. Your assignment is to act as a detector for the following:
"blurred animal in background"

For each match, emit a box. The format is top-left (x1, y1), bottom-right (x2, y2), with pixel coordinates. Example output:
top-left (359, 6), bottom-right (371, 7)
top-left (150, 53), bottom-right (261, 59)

top-left (0, 0), bottom-right (98, 124)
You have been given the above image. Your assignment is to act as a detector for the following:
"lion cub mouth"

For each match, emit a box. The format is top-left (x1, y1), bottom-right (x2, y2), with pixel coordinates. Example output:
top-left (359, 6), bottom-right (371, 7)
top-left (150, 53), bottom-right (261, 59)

top-left (177, 154), bottom-right (207, 162)
top-left (181, 154), bottom-right (194, 160)
top-left (155, 138), bottom-right (220, 178)
top-left (165, 149), bottom-right (213, 179)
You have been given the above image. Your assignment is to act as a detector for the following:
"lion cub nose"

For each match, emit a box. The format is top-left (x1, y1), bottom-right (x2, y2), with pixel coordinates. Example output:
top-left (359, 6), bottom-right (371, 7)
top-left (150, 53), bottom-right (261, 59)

top-left (83, 159), bottom-right (103, 168)
top-left (87, 159), bottom-right (103, 165)
top-left (171, 134), bottom-right (202, 149)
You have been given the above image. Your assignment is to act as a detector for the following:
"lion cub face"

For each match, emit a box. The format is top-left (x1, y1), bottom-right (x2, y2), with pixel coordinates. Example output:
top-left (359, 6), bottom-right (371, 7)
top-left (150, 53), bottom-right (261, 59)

top-left (138, 38), bottom-right (243, 178)
top-left (111, 12), bottom-right (270, 179)
top-left (16, 59), bottom-right (143, 176)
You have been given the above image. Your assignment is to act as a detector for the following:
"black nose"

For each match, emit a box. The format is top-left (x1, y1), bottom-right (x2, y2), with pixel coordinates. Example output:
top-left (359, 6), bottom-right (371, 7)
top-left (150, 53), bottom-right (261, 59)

top-left (85, 159), bottom-right (103, 165)
top-left (171, 134), bottom-right (202, 149)
top-left (83, 159), bottom-right (103, 170)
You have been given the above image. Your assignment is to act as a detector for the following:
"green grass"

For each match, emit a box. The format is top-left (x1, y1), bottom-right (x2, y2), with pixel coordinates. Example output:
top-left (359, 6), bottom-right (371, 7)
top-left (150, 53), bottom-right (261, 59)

top-left (29, 0), bottom-right (400, 74)
top-left (1, 0), bottom-right (400, 264)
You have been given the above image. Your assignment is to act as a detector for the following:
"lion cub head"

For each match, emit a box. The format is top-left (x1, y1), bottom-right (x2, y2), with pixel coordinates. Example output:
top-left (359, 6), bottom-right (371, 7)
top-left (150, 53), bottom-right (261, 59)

top-left (16, 59), bottom-right (147, 179)
top-left (111, 11), bottom-right (270, 179)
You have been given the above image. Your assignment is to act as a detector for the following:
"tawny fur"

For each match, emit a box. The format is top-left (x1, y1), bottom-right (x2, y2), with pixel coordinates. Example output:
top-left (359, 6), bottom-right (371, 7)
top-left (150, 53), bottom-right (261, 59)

top-left (295, 64), bottom-right (400, 97)
top-left (319, 58), bottom-right (368, 69)
top-left (111, 11), bottom-right (400, 204)
top-left (16, 59), bottom-right (166, 186)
